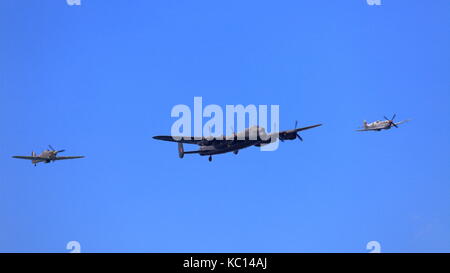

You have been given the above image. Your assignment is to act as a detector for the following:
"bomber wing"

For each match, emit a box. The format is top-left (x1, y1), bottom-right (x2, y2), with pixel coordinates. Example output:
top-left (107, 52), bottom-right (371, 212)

top-left (153, 135), bottom-right (203, 144)
top-left (153, 135), bottom-right (226, 145)
top-left (270, 124), bottom-right (322, 140)
top-left (283, 124), bottom-right (322, 134)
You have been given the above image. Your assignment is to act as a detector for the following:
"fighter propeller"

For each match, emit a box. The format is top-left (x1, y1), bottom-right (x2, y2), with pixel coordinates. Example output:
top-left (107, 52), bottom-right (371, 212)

top-left (383, 114), bottom-right (398, 128)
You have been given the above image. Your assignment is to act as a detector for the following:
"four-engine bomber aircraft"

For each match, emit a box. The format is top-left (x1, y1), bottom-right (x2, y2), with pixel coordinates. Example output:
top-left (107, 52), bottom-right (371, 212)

top-left (153, 122), bottom-right (322, 161)
top-left (356, 114), bottom-right (410, 132)
top-left (12, 145), bottom-right (84, 166)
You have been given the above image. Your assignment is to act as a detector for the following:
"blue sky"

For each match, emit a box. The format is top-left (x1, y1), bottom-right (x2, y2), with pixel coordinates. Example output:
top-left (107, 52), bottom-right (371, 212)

top-left (1, 0), bottom-right (449, 252)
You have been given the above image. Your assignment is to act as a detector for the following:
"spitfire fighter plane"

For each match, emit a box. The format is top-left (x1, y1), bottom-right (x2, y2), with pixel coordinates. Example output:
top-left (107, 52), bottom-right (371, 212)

top-left (12, 145), bottom-right (84, 166)
top-left (153, 122), bottom-right (322, 161)
top-left (356, 114), bottom-right (410, 132)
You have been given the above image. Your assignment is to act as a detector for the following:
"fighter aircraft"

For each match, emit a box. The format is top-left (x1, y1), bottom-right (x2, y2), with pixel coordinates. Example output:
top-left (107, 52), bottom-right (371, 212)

top-left (356, 114), bottom-right (410, 132)
top-left (12, 145), bottom-right (84, 166)
top-left (153, 121), bottom-right (322, 161)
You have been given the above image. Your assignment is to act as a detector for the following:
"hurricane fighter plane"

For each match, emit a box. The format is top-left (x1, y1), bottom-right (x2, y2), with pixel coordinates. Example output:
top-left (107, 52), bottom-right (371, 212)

top-left (12, 145), bottom-right (84, 166)
top-left (356, 114), bottom-right (410, 132)
top-left (153, 121), bottom-right (322, 161)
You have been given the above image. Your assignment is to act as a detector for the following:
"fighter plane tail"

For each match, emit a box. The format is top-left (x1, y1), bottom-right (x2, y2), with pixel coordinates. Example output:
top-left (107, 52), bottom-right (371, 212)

top-left (363, 120), bottom-right (368, 129)
top-left (178, 143), bottom-right (184, 159)
top-left (31, 151), bottom-right (37, 165)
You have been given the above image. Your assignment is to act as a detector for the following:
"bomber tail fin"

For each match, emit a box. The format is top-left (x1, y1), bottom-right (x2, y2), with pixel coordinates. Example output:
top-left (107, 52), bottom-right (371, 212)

top-left (178, 143), bottom-right (184, 159)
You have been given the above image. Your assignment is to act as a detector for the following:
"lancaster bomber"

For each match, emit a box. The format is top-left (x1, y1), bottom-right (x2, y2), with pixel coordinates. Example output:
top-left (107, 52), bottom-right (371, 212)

top-left (356, 114), bottom-right (410, 132)
top-left (153, 122), bottom-right (322, 161)
top-left (12, 145), bottom-right (84, 166)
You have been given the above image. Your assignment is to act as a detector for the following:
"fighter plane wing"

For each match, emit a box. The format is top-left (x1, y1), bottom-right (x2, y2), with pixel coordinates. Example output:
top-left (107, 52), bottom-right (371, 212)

top-left (153, 135), bottom-right (212, 144)
top-left (12, 156), bottom-right (42, 160)
top-left (394, 120), bottom-right (410, 126)
top-left (53, 156), bottom-right (85, 160)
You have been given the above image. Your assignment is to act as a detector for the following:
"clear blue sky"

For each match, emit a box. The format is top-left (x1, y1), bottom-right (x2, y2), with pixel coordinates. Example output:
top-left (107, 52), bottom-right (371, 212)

top-left (1, 0), bottom-right (449, 252)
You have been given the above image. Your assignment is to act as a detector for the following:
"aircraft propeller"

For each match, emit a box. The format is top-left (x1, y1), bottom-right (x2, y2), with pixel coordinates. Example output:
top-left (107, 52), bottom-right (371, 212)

top-left (295, 120), bottom-right (303, 141)
top-left (384, 114), bottom-right (398, 128)
top-left (48, 145), bottom-right (65, 154)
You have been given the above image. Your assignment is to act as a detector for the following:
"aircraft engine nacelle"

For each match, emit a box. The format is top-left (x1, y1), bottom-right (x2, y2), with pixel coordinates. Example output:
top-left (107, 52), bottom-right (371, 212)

top-left (279, 132), bottom-right (296, 141)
